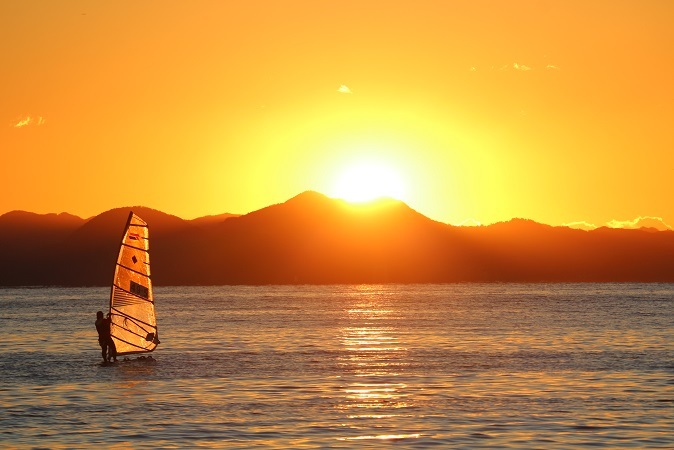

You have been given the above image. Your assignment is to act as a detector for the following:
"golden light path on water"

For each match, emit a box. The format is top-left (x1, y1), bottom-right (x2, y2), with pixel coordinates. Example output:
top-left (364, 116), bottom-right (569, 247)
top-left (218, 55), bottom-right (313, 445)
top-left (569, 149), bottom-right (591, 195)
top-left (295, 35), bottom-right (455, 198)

top-left (336, 286), bottom-right (421, 443)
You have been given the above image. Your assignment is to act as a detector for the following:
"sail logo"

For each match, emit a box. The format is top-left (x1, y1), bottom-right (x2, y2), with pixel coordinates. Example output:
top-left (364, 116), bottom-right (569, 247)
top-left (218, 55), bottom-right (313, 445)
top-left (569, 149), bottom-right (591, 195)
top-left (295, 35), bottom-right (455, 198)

top-left (129, 233), bottom-right (141, 240)
top-left (130, 280), bottom-right (149, 299)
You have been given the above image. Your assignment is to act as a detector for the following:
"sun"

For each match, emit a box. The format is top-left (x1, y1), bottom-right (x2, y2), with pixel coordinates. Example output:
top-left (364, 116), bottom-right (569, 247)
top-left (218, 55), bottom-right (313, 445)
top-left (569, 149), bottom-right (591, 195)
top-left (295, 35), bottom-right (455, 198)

top-left (331, 161), bottom-right (407, 203)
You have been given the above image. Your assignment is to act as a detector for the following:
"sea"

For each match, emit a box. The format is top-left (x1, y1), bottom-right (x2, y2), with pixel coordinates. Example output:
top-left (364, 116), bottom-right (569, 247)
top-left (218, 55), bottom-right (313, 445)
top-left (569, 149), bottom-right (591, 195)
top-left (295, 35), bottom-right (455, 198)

top-left (1, 284), bottom-right (672, 449)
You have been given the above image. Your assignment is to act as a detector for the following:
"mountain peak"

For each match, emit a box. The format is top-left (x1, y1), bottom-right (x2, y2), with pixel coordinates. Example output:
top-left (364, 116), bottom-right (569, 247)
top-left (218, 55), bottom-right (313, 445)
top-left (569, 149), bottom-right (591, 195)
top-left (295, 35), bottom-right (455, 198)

top-left (287, 190), bottom-right (329, 202)
top-left (283, 191), bottom-right (333, 209)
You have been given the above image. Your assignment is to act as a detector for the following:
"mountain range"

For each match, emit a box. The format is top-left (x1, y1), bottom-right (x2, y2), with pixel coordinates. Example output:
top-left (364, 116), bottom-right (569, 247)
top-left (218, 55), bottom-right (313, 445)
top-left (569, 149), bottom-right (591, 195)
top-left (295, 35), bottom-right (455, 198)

top-left (1, 191), bottom-right (673, 286)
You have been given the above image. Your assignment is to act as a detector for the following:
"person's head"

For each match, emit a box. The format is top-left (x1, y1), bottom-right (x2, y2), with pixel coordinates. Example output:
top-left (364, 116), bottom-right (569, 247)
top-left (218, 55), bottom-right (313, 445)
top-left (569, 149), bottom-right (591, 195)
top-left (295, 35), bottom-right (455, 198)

top-left (96, 311), bottom-right (104, 319)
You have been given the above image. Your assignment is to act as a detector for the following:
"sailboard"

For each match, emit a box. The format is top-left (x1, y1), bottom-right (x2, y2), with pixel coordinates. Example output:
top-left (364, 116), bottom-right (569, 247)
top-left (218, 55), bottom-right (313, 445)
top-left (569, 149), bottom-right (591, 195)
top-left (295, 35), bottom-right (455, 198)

top-left (109, 211), bottom-right (160, 355)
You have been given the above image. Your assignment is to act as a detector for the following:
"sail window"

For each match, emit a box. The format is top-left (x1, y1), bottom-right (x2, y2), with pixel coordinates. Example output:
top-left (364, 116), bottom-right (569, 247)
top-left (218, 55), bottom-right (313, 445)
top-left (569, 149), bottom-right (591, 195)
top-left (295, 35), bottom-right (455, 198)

top-left (130, 280), bottom-right (149, 299)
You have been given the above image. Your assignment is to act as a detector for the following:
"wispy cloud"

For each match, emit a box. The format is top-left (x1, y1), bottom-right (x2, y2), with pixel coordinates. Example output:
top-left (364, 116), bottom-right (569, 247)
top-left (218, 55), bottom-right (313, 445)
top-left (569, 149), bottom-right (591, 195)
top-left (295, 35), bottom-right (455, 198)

top-left (337, 85), bottom-right (352, 94)
top-left (513, 62), bottom-right (532, 71)
top-left (471, 62), bottom-right (559, 72)
top-left (14, 115), bottom-right (45, 128)
top-left (607, 216), bottom-right (673, 231)
top-left (497, 62), bottom-right (533, 71)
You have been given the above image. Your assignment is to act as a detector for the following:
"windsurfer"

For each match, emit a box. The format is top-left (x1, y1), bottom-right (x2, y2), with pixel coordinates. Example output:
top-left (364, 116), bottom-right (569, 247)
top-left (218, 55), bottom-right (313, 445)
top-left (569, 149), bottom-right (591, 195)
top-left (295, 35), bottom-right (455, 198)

top-left (95, 311), bottom-right (118, 362)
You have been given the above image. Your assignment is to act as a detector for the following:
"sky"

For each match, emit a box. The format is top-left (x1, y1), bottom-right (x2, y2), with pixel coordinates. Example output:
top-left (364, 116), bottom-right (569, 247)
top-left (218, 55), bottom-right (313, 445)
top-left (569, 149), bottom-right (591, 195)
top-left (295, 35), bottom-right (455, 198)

top-left (2, 1), bottom-right (673, 228)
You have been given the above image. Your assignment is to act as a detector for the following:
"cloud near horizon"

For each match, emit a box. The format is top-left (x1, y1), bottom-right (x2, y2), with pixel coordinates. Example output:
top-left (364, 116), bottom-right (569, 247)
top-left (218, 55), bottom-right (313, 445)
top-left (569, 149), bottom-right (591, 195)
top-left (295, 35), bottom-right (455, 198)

top-left (337, 85), bottom-right (352, 94)
top-left (607, 216), bottom-right (673, 231)
top-left (563, 221), bottom-right (598, 231)
top-left (564, 216), bottom-right (673, 231)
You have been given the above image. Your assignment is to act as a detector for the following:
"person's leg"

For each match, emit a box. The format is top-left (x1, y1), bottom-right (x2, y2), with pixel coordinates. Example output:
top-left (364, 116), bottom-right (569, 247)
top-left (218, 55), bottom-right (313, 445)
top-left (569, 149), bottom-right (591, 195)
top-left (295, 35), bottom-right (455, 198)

top-left (100, 342), bottom-right (107, 361)
top-left (108, 339), bottom-right (117, 362)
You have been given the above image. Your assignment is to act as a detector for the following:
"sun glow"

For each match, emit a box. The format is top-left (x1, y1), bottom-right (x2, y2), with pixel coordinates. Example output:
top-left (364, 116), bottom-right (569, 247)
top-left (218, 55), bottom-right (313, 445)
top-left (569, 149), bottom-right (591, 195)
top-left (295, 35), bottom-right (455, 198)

top-left (331, 162), bottom-right (407, 203)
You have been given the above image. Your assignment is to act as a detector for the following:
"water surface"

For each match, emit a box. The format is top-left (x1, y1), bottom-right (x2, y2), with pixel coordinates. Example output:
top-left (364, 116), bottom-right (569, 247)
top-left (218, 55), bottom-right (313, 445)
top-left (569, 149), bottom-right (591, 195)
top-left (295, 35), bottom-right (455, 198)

top-left (1, 284), bottom-right (672, 448)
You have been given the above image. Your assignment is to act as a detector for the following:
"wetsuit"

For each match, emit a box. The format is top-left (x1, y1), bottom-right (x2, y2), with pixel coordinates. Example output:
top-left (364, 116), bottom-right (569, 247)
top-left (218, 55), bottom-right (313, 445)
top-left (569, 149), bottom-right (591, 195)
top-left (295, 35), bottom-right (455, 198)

top-left (95, 316), bottom-right (117, 362)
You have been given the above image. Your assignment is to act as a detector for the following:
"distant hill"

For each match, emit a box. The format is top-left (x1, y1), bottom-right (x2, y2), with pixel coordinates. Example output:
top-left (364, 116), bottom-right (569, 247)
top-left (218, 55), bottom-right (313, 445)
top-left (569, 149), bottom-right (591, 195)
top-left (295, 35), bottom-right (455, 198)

top-left (1, 192), bottom-right (673, 286)
top-left (0, 211), bottom-right (86, 285)
top-left (189, 213), bottom-right (240, 227)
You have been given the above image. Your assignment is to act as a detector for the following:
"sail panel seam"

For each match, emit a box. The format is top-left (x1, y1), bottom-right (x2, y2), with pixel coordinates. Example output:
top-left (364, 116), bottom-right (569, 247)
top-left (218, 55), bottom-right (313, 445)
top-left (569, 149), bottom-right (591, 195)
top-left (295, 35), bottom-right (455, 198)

top-left (121, 242), bottom-right (148, 251)
top-left (116, 263), bottom-right (152, 279)
top-left (111, 335), bottom-right (152, 351)
top-left (111, 306), bottom-right (157, 329)
top-left (112, 321), bottom-right (151, 340)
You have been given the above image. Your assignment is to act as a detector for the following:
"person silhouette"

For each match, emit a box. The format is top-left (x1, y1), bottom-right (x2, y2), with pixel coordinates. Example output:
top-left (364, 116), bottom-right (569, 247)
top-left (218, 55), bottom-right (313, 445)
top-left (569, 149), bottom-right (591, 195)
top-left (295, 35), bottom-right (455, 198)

top-left (95, 311), bottom-right (117, 363)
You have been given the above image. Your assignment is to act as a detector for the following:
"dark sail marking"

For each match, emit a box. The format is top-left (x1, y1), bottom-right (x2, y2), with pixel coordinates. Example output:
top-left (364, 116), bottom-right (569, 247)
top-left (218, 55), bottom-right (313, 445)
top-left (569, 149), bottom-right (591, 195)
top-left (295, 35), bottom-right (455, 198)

top-left (121, 243), bottom-right (146, 251)
top-left (129, 280), bottom-right (149, 299)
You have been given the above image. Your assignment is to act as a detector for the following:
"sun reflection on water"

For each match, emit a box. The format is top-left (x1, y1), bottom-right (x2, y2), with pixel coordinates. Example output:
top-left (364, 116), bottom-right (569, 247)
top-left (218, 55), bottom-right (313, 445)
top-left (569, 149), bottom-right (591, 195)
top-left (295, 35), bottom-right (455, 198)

top-left (337, 290), bottom-right (419, 441)
top-left (337, 433), bottom-right (422, 441)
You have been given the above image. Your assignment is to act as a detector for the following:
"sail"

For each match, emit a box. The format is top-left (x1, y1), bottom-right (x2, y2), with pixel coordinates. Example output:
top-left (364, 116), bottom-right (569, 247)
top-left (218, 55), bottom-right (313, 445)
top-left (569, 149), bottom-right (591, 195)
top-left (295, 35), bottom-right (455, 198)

top-left (109, 212), bottom-right (159, 355)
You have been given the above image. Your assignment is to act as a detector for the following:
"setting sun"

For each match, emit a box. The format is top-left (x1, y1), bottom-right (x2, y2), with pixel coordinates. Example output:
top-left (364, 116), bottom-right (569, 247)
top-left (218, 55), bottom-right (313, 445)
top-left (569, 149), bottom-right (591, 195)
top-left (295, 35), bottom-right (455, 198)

top-left (1, 2), bottom-right (672, 228)
top-left (331, 162), bottom-right (407, 203)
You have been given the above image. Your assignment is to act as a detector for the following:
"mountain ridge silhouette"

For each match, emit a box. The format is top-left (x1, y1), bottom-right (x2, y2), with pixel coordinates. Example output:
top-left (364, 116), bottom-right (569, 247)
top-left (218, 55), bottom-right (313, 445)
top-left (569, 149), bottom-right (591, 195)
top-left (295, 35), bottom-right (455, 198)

top-left (1, 191), bottom-right (673, 285)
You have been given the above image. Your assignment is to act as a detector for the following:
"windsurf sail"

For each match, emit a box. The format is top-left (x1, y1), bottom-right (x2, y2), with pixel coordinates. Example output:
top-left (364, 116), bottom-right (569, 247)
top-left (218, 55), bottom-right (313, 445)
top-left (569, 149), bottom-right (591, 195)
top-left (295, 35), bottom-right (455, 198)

top-left (109, 212), bottom-right (160, 355)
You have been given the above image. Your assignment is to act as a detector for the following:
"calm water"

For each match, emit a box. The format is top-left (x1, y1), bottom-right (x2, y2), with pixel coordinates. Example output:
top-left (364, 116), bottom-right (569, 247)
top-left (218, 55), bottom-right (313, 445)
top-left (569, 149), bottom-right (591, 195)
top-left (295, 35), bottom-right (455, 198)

top-left (1, 284), bottom-right (672, 448)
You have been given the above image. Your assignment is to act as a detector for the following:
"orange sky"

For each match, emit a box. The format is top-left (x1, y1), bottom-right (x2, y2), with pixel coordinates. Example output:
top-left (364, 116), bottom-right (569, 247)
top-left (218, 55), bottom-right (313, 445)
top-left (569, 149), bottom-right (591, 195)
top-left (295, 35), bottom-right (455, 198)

top-left (2, 1), bottom-right (673, 228)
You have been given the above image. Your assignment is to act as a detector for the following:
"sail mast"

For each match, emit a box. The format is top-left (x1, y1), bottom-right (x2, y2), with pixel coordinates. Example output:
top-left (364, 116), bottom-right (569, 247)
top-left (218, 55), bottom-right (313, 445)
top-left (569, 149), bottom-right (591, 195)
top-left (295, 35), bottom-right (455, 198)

top-left (109, 212), bottom-right (135, 314)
